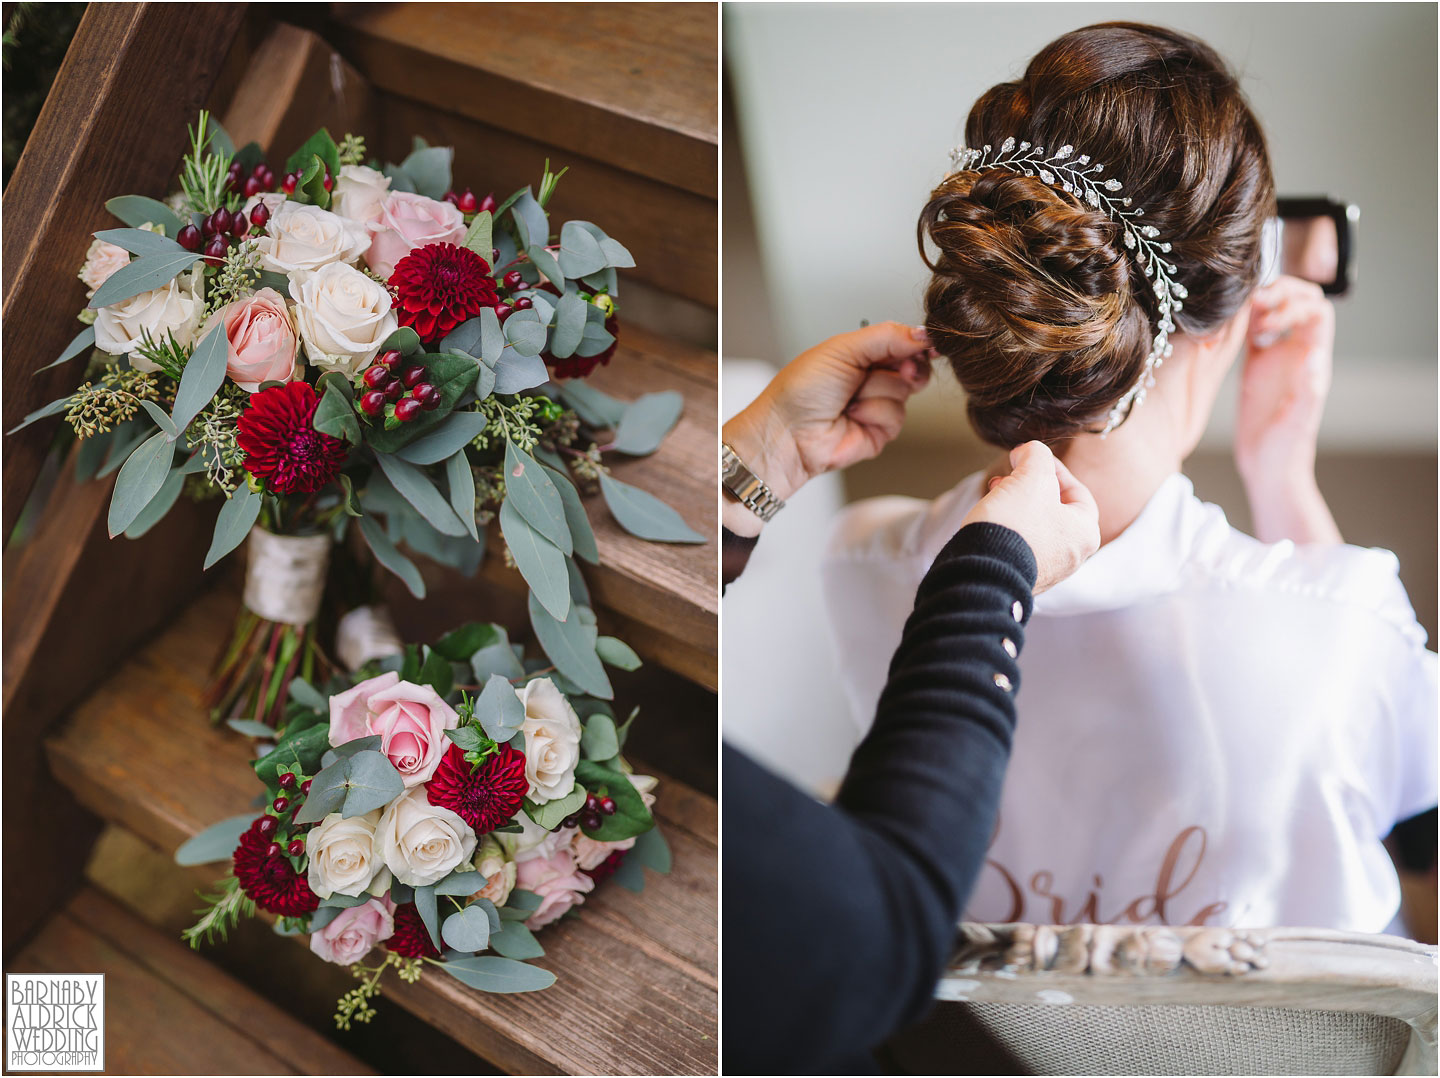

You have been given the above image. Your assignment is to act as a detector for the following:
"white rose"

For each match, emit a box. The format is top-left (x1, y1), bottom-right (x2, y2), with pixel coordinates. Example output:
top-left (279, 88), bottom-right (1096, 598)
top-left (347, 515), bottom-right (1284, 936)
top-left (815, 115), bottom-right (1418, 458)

top-left (94, 268), bottom-right (205, 370)
top-left (289, 261), bottom-right (398, 376)
top-left (331, 165), bottom-right (392, 227)
top-left (376, 787), bottom-right (477, 887)
top-left (518, 678), bottom-right (582, 805)
top-left (473, 836), bottom-right (517, 907)
top-left (256, 202), bottom-right (369, 275)
top-left (305, 810), bottom-right (391, 899)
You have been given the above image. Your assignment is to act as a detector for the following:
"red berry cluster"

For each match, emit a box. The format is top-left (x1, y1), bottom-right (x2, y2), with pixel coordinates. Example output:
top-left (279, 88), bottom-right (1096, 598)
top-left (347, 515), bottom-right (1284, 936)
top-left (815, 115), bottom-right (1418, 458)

top-left (443, 188), bottom-right (498, 215)
top-left (178, 203), bottom-right (273, 265)
top-left (233, 769), bottom-right (319, 915)
top-left (494, 269), bottom-right (536, 323)
top-left (358, 349), bottom-right (441, 423)
top-left (280, 165), bottom-right (335, 195)
top-left (562, 791), bottom-right (618, 833)
top-left (227, 158), bottom-right (279, 201)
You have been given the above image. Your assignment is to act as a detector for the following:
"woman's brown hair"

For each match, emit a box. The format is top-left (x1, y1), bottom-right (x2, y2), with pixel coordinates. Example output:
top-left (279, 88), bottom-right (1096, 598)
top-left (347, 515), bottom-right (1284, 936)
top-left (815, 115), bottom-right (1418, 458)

top-left (919, 22), bottom-right (1275, 446)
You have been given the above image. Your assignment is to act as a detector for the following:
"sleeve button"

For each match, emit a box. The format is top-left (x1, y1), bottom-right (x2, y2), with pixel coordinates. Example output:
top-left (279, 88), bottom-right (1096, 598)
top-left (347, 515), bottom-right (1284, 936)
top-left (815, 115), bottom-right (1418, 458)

top-left (1012, 600), bottom-right (1024, 622)
top-left (1002, 637), bottom-right (1018, 659)
top-left (993, 672), bottom-right (1013, 692)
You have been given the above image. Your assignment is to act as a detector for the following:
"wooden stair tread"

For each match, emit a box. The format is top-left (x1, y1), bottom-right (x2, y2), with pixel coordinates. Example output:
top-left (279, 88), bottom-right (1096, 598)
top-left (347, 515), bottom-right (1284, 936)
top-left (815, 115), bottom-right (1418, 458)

top-left (45, 587), bottom-right (718, 1075)
top-left (327, 2), bottom-right (717, 198)
top-left (7, 887), bottom-right (372, 1076)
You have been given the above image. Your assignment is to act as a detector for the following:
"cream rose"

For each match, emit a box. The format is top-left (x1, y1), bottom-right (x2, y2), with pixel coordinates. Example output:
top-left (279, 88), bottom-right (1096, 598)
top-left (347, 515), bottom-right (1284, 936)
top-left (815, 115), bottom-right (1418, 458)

top-left (376, 787), bottom-right (477, 887)
top-left (205, 287), bottom-right (300, 392)
top-left (78, 238), bottom-right (130, 294)
top-left (309, 897), bottom-right (395, 966)
top-left (256, 202), bottom-right (369, 275)
top-left (94, 268), bottom-right (205, 370)
top-left (290, 262), bottom-right (398, 377)
top-left (472, 836), bottom-right (517, 907)
top-left (517, 678), bottom-right (582, 804)
top-left (364, 191), bottom-right (466, 279)
top-left (331, 165), bottom-right (392, 227)
top-left (493, 809), bottom-right (568, 864)
top-left (306, 809), bottom-right (391, 899)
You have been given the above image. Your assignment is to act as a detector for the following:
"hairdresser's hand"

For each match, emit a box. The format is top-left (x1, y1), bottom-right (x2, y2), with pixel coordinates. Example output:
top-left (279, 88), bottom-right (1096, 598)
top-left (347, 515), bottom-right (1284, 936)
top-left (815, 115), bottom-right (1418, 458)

top-left (723, 322), bottom-right (933, 535)
top-left (1235, 276), bottom-right (1342, 544)
top-left (963, 441), bottom-right (1100, 593)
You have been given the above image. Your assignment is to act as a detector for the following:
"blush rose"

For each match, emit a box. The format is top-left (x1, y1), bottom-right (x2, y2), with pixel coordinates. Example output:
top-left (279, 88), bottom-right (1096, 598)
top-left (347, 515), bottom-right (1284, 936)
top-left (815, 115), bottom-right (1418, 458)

top-left (516, 848), bottom-right (595, 930)
top-left (364, 191), bottom-right (466, 279)
top-left (206, 287), bottom-right (300, 392)
top-left (309, 896), bottom-right (396, 966)
top-left (328, 672), bottom-right (458, 786)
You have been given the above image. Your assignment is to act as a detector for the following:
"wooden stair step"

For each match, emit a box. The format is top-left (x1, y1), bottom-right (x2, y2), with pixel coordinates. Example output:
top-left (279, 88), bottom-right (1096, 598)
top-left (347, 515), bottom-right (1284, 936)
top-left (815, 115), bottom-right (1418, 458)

top-left (325, 2), bottom-right (717, 199)
top-left (383, 322), bottom-right (717, 692)
top-left (6, 887), bottom-right (372, 1076)
top-left (45, 587), bottom-right (718, 1076)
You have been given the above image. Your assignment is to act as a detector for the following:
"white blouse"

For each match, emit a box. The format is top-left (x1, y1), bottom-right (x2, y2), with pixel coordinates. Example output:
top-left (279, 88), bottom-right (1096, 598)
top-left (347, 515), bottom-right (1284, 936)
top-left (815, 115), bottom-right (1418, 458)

top-left (823, 471), bottom-right (1437, 932)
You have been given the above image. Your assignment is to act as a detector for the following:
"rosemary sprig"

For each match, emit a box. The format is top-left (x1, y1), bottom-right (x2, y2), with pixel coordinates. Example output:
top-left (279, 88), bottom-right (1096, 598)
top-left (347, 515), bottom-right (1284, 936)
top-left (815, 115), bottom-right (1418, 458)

top-left (180, 110), bottom-right (235, 216)
top-left (181, 875), bottom-right (255, 950)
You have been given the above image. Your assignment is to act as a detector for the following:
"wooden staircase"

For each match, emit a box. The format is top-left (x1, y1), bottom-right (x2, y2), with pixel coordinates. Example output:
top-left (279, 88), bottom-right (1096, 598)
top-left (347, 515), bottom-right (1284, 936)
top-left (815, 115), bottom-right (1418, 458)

top-left (4, 4), bottom-right (717, 1074)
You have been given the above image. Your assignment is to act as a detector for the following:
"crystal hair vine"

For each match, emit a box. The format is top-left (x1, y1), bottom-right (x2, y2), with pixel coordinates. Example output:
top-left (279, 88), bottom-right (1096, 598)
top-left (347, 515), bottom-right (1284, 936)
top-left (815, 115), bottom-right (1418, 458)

top-left (947, 138), bottom-right (1188, 435)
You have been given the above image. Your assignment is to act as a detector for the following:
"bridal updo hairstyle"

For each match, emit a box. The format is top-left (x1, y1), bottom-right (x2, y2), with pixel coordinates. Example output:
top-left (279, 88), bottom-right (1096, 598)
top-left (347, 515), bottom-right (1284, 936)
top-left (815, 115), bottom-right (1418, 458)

top-left (919, 23), bottom-right (1275, 445)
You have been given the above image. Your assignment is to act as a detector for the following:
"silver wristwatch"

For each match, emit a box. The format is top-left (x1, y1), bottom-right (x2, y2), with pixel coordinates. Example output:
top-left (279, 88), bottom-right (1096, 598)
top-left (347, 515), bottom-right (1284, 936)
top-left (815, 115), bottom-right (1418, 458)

top-left (721, 443), bottom-right (786, 522)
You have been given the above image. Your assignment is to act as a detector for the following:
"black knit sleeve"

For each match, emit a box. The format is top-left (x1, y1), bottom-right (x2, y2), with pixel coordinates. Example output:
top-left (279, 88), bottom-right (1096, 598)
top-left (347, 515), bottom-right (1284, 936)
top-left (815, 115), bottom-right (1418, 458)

top-left (722, 522), bottom-right (1036, 1074)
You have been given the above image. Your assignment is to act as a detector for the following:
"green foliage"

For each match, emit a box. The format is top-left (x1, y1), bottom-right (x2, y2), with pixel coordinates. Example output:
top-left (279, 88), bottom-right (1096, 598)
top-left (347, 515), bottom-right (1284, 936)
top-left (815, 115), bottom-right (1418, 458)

top-left (186, 384), bottom-right (246, 495)
top-left (181, 875), bottom-right (255, 950)
top-left (203, 239), bottom-right (265, 316)
top-left (472, 395), bottom-right (546, 454)
top-left (65, 363), bottom-right (166, 438)
top-left (180, 110), bottom-right (237, 215)
top-left (337, 132), bottom-right (366, 167)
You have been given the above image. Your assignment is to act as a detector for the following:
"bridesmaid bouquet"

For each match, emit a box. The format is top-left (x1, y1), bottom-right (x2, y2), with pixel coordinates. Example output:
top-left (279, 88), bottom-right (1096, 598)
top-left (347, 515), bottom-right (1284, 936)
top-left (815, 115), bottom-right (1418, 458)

top-left (174, 619), bottom-right (669, 1026)
top-left (14, 111), bottom-right (702, 726)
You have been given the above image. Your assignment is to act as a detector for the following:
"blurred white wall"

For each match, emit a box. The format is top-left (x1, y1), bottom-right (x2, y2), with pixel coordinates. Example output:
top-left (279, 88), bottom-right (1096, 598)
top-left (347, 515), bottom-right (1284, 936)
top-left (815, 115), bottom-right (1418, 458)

top-left (726, 2), bottom-right (1438, 450)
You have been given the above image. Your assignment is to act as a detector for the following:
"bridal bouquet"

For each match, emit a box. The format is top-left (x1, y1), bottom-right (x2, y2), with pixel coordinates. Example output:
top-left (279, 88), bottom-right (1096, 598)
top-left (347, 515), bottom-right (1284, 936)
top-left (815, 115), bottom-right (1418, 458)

top-left (174, 620), bottom-right (668, 1026)
top-left (15, 111), bottom-right (702, 726)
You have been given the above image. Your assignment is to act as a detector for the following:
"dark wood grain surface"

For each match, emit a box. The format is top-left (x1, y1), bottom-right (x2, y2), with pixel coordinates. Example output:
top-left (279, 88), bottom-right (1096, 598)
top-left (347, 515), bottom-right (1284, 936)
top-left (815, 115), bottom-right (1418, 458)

top-left (7, 887), bottom-right (374, 1075)
top-left (46, 586), bottom-right (718, 1075)
top-left (328, 2), bottom-right (717, 199)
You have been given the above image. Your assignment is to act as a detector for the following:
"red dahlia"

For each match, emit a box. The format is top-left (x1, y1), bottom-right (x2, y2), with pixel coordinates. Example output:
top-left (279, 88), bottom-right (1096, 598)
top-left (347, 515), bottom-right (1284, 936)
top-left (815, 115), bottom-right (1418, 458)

top-left (390, 242), bottom-right (500, 343)
top-left (232, 818), bottom-right (320, 916)
top-left (426, 743), bottom-right (528, 836)
top-left (236, 381), bottom-right (348, 494)
top-left (385, 902), bottom-right (441, 960)
top-left (544, 315), bottom-right (618, 380)
top-left (583, 849), bottom-right (628, 886)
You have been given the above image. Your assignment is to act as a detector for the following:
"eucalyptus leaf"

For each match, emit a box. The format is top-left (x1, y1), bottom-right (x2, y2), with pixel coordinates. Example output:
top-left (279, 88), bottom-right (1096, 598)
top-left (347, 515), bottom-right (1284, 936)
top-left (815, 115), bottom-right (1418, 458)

top-left (337, 473), bottom-right (362, 517)
top-left (342, 750), bottom-right (406, 816)
top-left (204, 484), bottom-right (261, 569)
top-left (570, 221), bottom-right (636, 268)
top-left (376, 453), bottom-right (466, 537)
top-left (492, 347), bottom-right (549, 394)
top-left (525, 785), bottom-right (586, 829)
top-left (288, 678), bottom-right (328, 712)
top-left (499, 499), bottom-right (570, 621)
top-left (488, 920), bottom-right (545, 960)
top-left (471, 632), bottom-right (525, 682)
top-left (89, 251), bottom-right (201, 309)
top-left (400, 145), bottom-right (453, 201)
top-left (610, 391), bottom-right (683, 456)
top-left (135, 399), bottom-right (178, 439)
top-left (502, 310), bottom-right (546, 357)
top-left (306, 906), bottom-right (342, 932)
top-left (414, 884), bottom-right (443, 949)
top-left (38, 326), bottom-right (96, 372)
top-left (226, 718), bottom-right (277, 738)
top-left (359, 515), bottom-right (426, 598)
top-left (599, 473), bottom-right (705, 543)
top-left (528, 593), bottom-right (612, 699)
top-left (445, 449), bottom-right (479, 540)
top-left (526, 245), bottom-right (564, 291)
top-left (436, 623), bottom-right (503, 661)
top-left (630, 825), bottom-right (672, 874)
top-left (433, 869), bottom-right (487, 897)
top-left (104, 195), bottom-right (184, 236)
top-left (549, 289), bottom-right (588, 359)
top-left (124, 465), bottom-right (184, 538)
top-left (596, 636), bottom-right (642, 672)
top-left (396, 412), bottom-right (487, 465)
top-left (477, 673), bottom-right (526, 742)
top-left (438, 956), bottom-right (555, 993)
top-left (293, 757), bottom-right (349, 824)
top-left (171, 325), bottom-right (229, 434)
top-left (107, 431), bottom-right (175, 537)
top-left (557, 221), bottom-right (607, 278)
top-left (441, 905), bottom-right (491, 953)
top-left (612, 855), bottom-right (647, 892)
top-left (542, 465), bottom-right (598, 566)
top-left (504, 442), bottom-right (570, 554)
top-left (478, 307), bottom-right (505, 364)
top-left (504, 888), bottom-right (543, 913)
top-left (174, 814), bottom-right (253, 866)
top-left (93, 227), bottom-right (184, 256)
top-left (573, 316), bottom-right (616, 359)
top-left (509, 189), bottom-right (548, 250)
top-left (557, 381), bottom-right (626, 429)
top-left (330, 735), bottom-right (382, 760)
top-left (8, 395), bottom-right (71, 434)
top-left (379, 326), bottom-right (424, 357)
top-left (419, 647), bottom-right (454, 696)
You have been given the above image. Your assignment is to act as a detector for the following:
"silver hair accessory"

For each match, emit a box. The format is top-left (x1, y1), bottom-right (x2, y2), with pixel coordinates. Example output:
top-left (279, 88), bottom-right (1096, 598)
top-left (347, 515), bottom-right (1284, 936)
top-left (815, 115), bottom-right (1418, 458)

top-left (948, 138), bottom-right (1188, 435)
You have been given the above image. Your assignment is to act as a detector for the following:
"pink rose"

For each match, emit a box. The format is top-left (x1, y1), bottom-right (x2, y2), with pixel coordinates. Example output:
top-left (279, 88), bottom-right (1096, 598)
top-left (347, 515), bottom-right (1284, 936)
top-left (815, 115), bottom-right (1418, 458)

top-left (365, 192), bottom-right (466, 279)
top-left (327, 672), bottom-right (459, 786)
top-left (79, 238), bottom-right (129, 293)
top-left (309, 896), bottom-right (395, 965)
top-left (209, 287), bottom-right (300, 392)
top-left (571, 832), bottom-right (636, 871)
top-left (516, 848), bottom-right (595, 930)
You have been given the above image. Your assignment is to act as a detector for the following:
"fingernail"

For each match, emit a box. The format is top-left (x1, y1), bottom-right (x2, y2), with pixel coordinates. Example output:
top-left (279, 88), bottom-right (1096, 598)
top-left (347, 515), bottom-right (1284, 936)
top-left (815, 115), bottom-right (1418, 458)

top-left (1254, 331), bottom-right (1279, 348)
top-left (988, 476), bottom-right (1002, 490)
top-left (910, 325), bottom-right (930, 342)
